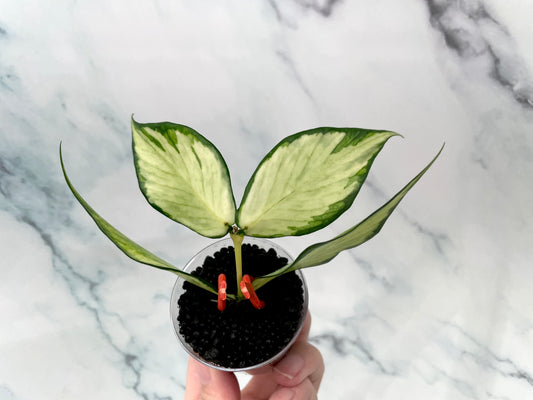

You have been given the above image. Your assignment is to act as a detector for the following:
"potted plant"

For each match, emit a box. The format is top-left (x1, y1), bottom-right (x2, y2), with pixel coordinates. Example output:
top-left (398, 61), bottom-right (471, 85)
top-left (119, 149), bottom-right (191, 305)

top-left (60, 118), bottom-right (442, 371)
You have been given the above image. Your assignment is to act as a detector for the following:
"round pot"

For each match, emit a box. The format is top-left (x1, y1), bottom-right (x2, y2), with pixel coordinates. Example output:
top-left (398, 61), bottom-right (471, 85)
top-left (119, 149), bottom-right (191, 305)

top-left (170, 237), bottom-right (308, 372)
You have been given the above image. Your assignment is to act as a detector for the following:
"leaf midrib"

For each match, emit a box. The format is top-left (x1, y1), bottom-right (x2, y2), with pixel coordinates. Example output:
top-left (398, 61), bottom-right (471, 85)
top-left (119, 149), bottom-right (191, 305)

top-left (245, 166), bottom-right (360, 227)
top-left (245, 136), bottom-right (330, 228)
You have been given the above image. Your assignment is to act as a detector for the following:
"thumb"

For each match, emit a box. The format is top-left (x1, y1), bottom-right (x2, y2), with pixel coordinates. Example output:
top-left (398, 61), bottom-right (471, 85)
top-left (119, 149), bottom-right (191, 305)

top-left (184, 357), bottom-right (241, 400)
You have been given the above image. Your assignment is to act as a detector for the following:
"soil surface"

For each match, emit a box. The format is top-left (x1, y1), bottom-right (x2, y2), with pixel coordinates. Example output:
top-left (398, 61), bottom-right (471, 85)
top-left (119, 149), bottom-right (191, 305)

top-left (177, 243), bottom-right (305, 369)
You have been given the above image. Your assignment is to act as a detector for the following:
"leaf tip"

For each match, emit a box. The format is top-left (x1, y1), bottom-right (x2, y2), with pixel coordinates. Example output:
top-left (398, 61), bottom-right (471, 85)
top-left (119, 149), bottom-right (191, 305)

top-left (131, 114), bottom-right (140, 129)
top-left (389, 130), bottom-right (403, 139)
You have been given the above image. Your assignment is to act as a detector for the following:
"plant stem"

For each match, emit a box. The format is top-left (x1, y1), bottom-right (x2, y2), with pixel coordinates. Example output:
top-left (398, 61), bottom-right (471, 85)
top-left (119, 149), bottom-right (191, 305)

top-left (230, 231), bottom-right (245, 299)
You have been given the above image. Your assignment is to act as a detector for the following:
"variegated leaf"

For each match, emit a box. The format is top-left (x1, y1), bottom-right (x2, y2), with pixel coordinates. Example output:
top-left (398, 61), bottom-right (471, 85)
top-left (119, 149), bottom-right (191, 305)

top-left (253, 144), bottom-right (444, 290)
top-left (237, 128), bottom-right (399, 237)
top-left (60, 144), bottom-right (217, 295)
top-left (132, 118), bottom-right (236, 238)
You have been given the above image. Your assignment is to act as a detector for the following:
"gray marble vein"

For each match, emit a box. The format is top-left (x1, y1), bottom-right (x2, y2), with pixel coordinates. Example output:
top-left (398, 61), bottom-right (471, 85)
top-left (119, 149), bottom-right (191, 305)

top-left (425, 0), bottom-right (533, 107)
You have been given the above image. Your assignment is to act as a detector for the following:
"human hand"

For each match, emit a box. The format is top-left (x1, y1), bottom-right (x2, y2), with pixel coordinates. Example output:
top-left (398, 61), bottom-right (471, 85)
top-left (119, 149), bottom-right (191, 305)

top-left (184, 312), bottom-right (324, 400)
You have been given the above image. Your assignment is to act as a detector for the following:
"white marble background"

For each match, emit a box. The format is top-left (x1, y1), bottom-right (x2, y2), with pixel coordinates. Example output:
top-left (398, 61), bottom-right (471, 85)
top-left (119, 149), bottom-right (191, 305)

top-left (1, 0), bottom-right (533, 399)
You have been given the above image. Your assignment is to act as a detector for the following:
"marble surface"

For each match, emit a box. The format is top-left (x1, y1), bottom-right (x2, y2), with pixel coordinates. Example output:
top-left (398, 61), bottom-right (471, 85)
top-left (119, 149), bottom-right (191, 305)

top-left (1, 0), bottom-right (533, 399)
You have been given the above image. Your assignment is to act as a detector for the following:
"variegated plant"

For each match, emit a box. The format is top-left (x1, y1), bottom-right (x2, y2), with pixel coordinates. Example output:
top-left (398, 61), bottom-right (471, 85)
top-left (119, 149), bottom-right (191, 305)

top-left (60, 118), bottom-right (442, 302)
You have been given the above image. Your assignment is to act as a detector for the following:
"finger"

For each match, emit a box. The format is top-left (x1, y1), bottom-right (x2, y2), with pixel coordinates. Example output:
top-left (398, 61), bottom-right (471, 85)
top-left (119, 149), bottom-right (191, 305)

top-left (184, 357), bottom-right (241, 400)
top-left (242, 373), bottom-right (279, 400)
top-left (273, 341), bottom-right (324, 391)
top-left (270, 378), bottom-right (317, 400)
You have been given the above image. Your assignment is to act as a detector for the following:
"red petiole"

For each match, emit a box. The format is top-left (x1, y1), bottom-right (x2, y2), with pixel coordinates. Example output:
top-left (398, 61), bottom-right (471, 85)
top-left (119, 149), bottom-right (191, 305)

top-left (239, 275), bottom-right (266, 309)
top-left (217, 274), bottom-right (266, 311)
top-left (217, 274), bottom-right (227, 311)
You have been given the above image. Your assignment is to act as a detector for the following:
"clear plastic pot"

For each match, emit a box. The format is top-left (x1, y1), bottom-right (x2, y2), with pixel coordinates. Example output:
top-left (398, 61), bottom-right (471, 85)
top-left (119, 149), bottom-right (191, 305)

top-left (170, 237), bottom-right (308, 372)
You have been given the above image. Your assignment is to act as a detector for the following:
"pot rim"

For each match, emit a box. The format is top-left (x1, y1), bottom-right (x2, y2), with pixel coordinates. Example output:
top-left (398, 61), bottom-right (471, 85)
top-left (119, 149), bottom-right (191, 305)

top-left (169, 237), bottom-right (309, 372)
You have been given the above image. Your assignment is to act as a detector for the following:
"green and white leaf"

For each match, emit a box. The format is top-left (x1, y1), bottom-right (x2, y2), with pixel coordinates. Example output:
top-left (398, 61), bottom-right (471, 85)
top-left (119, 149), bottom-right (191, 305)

top-left (132, 118), bottom-right (236, 238)
top-left (253, 144), bottom-right (444, 290)
top-left (60, 144), bottom-right (217, 295)
top-left (237, 128), bottom-right (399, 237)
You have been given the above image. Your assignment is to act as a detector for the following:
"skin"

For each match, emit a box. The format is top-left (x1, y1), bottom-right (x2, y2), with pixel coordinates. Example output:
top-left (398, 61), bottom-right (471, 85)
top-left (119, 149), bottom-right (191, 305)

top-left (184, 313), bottom-right (324, 400)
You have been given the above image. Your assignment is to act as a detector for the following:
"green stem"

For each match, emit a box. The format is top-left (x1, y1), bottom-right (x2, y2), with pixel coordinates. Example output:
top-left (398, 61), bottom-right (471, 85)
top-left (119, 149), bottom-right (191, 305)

top-left (230, 232), bottom-right (244, 299)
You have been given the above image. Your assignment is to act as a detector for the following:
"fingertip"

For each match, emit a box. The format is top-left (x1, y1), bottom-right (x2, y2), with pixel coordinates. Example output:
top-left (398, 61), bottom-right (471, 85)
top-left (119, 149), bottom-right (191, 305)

top-left (274, 353), bottom-right (305, 381)
top-left (270, 387), bottom-right (296, 400)
top-left (185, 357), bottom-right (240, 400)
top-left (271, 378), bottom-right (317, 400)
top-left (185, 358), bottom-right (208, 399)
top-left (273, 341), bottom-right (324, 390)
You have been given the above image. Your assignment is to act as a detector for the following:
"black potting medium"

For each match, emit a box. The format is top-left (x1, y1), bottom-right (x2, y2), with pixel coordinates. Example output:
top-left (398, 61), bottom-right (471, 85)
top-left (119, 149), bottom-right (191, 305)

top-left (177, 243), bottom-right (305, 369)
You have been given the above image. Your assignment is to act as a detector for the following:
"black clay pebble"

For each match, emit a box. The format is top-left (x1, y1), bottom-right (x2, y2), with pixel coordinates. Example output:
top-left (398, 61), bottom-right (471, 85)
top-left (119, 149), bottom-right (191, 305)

top-left (177, 244), bottom-right (305, 369)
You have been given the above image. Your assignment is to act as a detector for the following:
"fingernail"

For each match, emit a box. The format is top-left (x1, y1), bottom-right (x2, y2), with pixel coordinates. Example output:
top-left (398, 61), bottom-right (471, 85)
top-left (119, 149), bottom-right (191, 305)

top-left (274, 353), bottom-right (304, 380)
